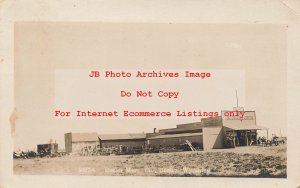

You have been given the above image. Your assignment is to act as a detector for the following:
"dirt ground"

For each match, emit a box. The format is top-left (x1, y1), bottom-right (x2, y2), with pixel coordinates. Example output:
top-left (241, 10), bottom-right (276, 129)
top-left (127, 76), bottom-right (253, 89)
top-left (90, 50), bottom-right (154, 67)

top-left (14, 144), bottom-right (287, 177)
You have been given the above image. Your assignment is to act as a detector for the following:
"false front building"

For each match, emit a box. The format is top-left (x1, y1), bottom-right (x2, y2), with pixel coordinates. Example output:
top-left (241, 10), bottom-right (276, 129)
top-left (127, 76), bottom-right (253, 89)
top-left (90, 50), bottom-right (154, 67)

top-left (148, 109), bottom-right (265, 150)
top-left (64, 109), bottom-right (266, 153)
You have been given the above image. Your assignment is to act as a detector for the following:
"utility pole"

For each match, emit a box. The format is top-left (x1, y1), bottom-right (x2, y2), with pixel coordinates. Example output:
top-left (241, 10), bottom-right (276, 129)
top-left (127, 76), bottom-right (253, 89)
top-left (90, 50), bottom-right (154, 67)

top-left (236, 90), bottom-right (239, 108)
top-left (280, 128), bottom-right (282, 137)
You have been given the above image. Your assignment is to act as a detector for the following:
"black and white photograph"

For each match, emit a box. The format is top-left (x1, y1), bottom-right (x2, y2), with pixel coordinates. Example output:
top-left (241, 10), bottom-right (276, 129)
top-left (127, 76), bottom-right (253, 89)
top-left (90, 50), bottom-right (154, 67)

top-left (12, 23), bottom-right (287, 178)
top-left (1, 1), bottom-right (300, 188)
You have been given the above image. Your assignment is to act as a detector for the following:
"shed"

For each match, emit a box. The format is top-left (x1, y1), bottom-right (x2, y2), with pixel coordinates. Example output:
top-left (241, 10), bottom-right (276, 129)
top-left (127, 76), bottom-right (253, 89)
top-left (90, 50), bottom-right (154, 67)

top-left (64, 132), bottom-right (98, 154)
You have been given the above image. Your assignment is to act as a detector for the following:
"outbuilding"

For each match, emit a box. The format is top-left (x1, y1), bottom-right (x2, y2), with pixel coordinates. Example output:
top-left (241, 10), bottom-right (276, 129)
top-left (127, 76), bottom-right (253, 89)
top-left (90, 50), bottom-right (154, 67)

top-left (64, 132), bottom-right (98, 154)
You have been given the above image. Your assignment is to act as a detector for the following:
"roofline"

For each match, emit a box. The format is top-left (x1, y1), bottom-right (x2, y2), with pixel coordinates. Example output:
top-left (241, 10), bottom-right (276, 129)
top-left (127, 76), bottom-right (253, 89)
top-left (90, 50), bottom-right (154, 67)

top-left (221, 110), bottom-right (256, 112)
top-left (148, 132), bottom-right (203, 140)
top-left (98, 136), bottom-right (146, 140)
top-left (223, 125), bottom-right (266, 131)
top-left (72, 140), bottom-right (98, 143)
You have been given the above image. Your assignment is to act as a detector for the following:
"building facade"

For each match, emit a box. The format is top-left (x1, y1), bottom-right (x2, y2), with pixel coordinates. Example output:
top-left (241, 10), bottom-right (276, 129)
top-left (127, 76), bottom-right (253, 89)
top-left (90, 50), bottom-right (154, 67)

top-left (99, 133), bottom-right (146, 147)
top-left (64, 132), bottom-right (146, 154)
top-left (64, 109), bottom-right (265, 153)
top-left (147, 132), bottom-right (203, 147)
top-left (64, 132), bottom-right (98, 154)
top-left (147, 110), bottom-right (265, 150)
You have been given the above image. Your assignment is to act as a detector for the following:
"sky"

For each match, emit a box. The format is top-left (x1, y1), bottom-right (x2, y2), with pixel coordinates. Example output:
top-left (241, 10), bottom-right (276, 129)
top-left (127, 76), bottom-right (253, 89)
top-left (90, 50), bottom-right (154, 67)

top-left (14, 23), bottom-right (287, 151)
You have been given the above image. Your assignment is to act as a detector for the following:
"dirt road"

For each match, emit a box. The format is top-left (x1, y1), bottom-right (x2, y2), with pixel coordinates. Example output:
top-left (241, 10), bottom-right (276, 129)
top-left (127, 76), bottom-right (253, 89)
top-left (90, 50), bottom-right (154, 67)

top-left (14, 145), bottom-right (286, 177)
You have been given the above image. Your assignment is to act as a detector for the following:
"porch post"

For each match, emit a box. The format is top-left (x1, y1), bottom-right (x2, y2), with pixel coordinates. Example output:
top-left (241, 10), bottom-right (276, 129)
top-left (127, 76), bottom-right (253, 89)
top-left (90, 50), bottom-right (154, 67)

top-left (246, 132), bottom-right (248, 146)
top-left (233, 130), bottom-right (236, 148)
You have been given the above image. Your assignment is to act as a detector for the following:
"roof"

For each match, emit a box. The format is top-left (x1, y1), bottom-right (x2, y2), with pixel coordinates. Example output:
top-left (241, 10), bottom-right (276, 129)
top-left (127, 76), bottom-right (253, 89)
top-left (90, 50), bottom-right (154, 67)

top-left (176, 122), bottom-right (202, 128)
top-left (224, 125), bottom-right (266, 131)
top-left (160, 127), bottom-right (203, 134)
top-left (71, 133), bottom-right (98, 142)
top-left (147, 132), bottom-right (203, 140)
top-left (176, 116), bottom-right (223, 128)
top-left (146, 133), bottom-right (161, 138)
top-left (37, 143), bottom-right (58, 146)
top-left (98, 133), bottom-right (146, 141)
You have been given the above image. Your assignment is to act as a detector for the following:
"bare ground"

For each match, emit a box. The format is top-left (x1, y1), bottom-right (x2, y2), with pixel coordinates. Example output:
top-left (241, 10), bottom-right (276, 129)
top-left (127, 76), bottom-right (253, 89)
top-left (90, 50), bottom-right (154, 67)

top-left (14, 145), bottom-right (287, 177)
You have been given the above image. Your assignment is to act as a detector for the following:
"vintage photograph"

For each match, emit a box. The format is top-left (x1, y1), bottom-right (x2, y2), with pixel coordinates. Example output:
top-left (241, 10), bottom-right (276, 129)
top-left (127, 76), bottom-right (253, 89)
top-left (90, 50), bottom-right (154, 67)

top-left (13, 23), bottom-right (287, 178)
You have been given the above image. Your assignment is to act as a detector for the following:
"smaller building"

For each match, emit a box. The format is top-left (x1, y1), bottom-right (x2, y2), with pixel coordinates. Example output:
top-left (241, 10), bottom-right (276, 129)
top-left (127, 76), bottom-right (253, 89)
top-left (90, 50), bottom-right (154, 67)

top-left (37, 143), bottom-right (58, 154)
top-left (64, 132), bottom-right (146, 154)
top-left (64, 132), bottom-right (98, 154)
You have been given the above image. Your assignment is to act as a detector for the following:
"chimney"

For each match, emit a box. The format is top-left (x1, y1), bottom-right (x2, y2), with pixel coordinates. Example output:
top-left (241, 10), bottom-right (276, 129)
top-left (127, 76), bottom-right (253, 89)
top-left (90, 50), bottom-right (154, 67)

top-left (153, 128), bottom-right (156, 133)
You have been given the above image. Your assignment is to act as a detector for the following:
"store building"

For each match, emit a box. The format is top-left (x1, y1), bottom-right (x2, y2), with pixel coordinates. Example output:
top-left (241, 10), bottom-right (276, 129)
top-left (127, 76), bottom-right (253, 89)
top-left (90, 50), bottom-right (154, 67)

top-left (147, 109), bottom-right (266, 150)
top-left (64, 108), bottom-right (266, 153)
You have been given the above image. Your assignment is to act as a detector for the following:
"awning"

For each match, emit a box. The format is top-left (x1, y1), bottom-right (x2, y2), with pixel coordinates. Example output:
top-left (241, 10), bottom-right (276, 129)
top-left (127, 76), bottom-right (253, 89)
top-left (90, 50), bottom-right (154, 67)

top-left (224, 124), bottom-right (266, 131)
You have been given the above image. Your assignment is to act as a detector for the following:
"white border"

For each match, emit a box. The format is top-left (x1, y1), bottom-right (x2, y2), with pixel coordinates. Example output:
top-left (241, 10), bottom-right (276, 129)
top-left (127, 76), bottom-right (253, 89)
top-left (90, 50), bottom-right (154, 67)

top-left (1, 0), bottom-right (300, 188)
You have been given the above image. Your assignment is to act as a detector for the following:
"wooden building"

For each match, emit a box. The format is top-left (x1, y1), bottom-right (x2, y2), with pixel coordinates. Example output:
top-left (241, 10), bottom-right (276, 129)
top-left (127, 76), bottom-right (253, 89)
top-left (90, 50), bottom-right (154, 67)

top-left (64, 132), bottom-right (98, 154)
top-left (37, 143), bottom-right (58, 154)
top-left (147, 109), bottom-right (265, 150)
top-left (64, 108), bottom-right (266, 153)
top-left (147, 132), bottom-right (203, 147)
top-left (98, 133), bottom-right (146, 147)
top-left (64, 132), bottom-right (146, 154)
